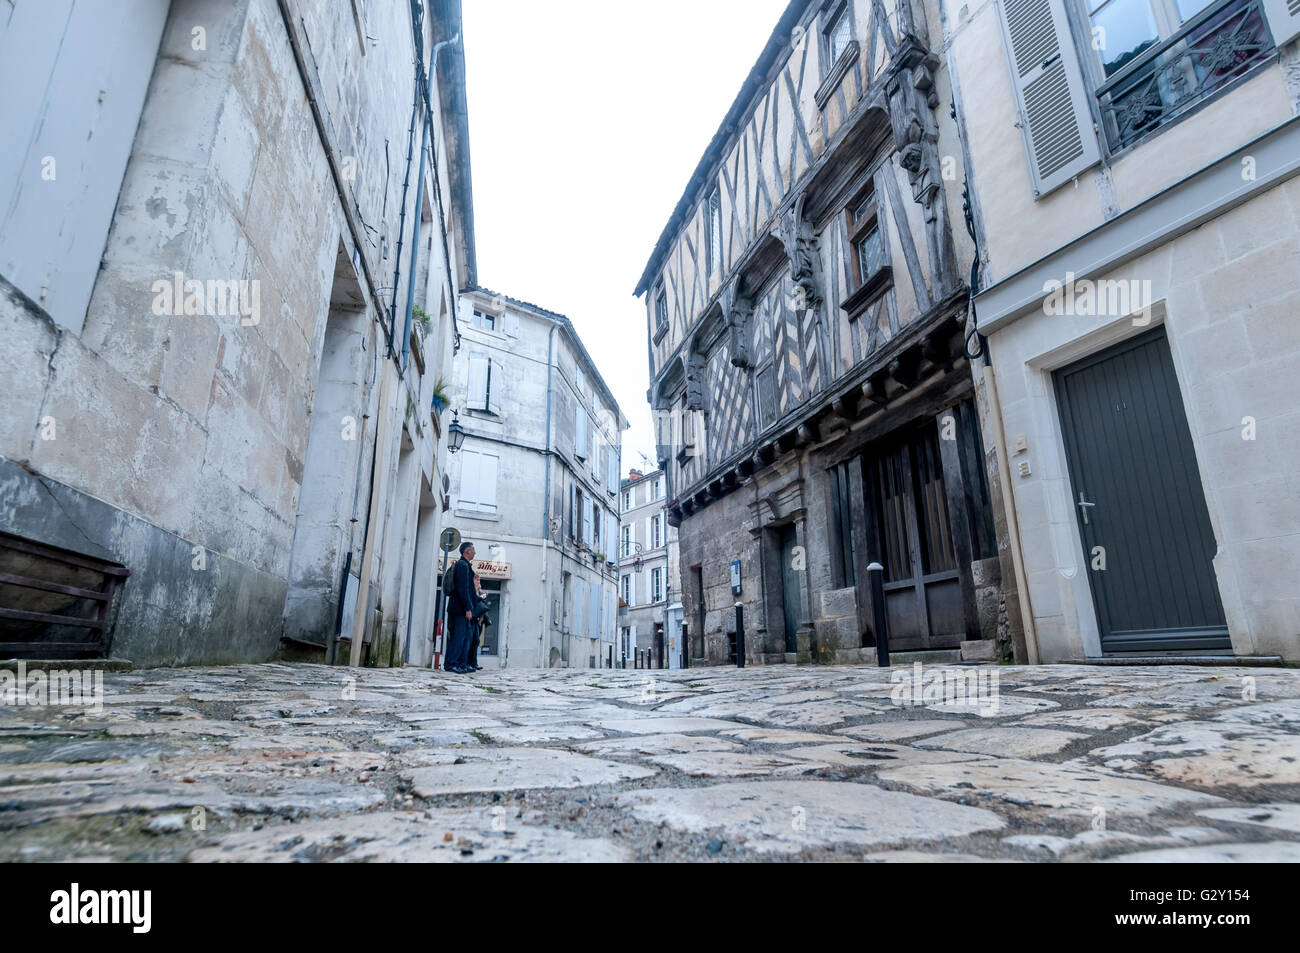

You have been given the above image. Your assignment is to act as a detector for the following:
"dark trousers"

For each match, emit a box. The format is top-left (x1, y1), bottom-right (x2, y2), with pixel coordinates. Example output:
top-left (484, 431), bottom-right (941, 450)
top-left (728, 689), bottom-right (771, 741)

top-left (467, 620), bottom-right (481, 668)
top-left (446, 612), bottom-right (471, 670)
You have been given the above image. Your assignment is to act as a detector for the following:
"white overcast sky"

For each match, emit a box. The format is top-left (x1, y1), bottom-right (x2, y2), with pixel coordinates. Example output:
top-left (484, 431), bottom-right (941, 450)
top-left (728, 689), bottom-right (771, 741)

top-left (461, 0), bottom-right (790, 472)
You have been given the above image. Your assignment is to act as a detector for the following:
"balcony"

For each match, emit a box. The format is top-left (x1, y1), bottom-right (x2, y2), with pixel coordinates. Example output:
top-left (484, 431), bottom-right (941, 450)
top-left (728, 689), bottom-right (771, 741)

top-left (1096, 0), bottom-right (1276, 152)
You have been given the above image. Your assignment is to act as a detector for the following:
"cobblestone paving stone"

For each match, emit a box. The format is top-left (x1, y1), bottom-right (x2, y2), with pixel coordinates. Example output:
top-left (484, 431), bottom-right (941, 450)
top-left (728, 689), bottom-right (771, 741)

top-left (1, 662), bottom-right (1298, 862)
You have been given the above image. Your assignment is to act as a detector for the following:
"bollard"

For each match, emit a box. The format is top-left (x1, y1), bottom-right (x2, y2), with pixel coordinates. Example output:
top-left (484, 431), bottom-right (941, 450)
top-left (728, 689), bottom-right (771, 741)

top-left (867, 562), bottom-right (890, 667)
top-left (736, 603), bottom-right (746, 667)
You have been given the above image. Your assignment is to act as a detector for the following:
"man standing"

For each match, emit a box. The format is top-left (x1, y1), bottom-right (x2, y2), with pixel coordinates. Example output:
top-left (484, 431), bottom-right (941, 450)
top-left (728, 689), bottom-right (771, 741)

top-left (444, 541), bottom-right (477, 674)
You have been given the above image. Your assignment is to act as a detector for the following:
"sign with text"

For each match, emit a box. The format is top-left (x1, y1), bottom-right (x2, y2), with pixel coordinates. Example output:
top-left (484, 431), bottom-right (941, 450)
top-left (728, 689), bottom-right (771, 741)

top-left (441, 554), bottom-right (512, 580)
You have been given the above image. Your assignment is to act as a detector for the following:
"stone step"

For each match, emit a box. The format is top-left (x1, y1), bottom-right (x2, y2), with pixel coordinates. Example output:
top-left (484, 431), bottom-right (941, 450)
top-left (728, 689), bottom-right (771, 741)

top-left (960, 639), bottom-right (1000, 662)
top-left (0, 658), bottom-right (132, 672)
top-left (884, 649), bottom-right (963, 665)
top-left (1082, 655), bottom-right (1284, 667)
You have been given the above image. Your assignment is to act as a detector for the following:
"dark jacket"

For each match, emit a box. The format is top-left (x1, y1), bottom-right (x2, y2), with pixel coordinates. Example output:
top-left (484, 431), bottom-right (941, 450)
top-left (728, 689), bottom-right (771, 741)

top-left (448, 556), bottom-right (476, 616)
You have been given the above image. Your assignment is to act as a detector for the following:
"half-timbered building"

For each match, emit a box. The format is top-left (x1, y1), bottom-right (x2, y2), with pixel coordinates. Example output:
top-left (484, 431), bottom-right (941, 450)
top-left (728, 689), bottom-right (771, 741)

top-left (636, 0), bottom-right (1019, 665)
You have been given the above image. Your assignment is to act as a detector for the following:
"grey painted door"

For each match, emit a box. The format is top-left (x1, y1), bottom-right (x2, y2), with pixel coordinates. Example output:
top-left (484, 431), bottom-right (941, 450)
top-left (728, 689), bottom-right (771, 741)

top-left (780, 525), bottom-right (801, 654)
top-left (1054, 328), bottom-right (1230, 653)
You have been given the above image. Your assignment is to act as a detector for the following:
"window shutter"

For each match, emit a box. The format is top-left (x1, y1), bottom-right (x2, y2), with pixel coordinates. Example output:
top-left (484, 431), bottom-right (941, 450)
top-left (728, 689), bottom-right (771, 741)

top-left (467, 353), bottom-right (490, 410)
top-left (605, 591), bottom-right (614, 641)
top-left (1263, 0), bottom-right (1300, 46)
top-left (996, 0), bottom-right (1100, 198)
top-left (583, 496), bottom-right (594, 546)
top-left (573, 577), bottom-right (584, 632)
top-left (487, 359), bottom-right (502, 416)
top-left (479, 452), bottom-right (498, 511)
top-left (575, 406), bottom-right (587, 459)
top-left (459, 450), bottom-right (479, 508)
top-left (569, 483), bottom-right (577, 538)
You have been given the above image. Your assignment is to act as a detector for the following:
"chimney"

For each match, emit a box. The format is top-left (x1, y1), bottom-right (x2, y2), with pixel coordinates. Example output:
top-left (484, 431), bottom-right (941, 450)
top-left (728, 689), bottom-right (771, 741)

top-left (628, 469), bottom-right (643, 481)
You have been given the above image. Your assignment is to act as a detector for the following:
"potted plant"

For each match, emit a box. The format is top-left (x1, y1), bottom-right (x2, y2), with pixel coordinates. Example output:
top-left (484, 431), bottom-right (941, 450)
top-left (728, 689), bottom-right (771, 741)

top-left (431, 378), bottom-right (450, 416)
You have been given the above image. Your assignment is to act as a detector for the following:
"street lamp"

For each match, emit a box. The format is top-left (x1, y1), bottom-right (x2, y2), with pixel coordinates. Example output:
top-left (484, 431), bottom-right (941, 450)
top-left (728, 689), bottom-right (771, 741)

top-left (447, 411), bottom-right (466, 453)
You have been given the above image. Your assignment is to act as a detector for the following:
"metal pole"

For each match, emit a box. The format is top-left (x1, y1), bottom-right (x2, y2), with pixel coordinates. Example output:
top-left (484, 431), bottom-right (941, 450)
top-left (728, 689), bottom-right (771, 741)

top-left (734, 603), bottom-right (745, 668)
top-left (868, 562), bottom-right (890, 667)
top-left (432, 534), bottom-right (451, 667)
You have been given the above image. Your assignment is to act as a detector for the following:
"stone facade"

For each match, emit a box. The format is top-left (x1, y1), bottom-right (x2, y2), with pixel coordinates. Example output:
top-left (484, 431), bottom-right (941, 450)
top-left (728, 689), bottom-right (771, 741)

top-left (446, 290), bottom-right (627, 669)
top-left (1, 0), bottom-right (475, 666)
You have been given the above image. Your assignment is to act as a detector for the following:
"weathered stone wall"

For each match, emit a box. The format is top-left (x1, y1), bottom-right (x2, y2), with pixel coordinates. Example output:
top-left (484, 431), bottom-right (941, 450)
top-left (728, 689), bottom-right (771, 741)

top-left (2, 0), bottom-right (469, 665)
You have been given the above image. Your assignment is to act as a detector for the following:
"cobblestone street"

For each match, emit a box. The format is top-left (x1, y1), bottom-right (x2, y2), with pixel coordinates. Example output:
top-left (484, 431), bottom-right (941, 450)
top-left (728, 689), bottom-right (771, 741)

top-left (2, 662), bottom-right (1299, 862)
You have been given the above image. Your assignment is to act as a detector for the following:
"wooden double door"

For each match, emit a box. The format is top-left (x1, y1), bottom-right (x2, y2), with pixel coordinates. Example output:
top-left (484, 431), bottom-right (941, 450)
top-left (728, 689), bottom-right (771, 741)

top-left (861, 424), bottom-right (965, 651)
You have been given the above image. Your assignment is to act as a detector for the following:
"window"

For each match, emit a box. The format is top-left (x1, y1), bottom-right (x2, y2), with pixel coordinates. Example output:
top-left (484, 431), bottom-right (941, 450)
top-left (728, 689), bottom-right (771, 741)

top-left (654, 286), bottom-right (669, 341)
top-left (582, 494), bottom-right (594, 547)
top-left (607, 449), bottom-right (619, 494)
top-left (1087, 0), bottom-right (1275, 150)
top-left (576, 367), bottom-right (586, 395)
top-left (707, 187), bottom-right (722, 278)
top-left (621, 525), bottom-right (631, 557)
top-left (651, 515), bottom-right (662, 549)
top-left (472, 309), bottom-right (497, 331)
top-left (570, 485), bottom-right (582, 539)
top-left (459, 449), bottom-right (499, 513)
top-left (621, 575), bottom-right (631, 605)
top-left (847, 185), bottom-right (884, 290)
top-left (651, 567), bottom-right (663, 603)
top-left (823, 2), bottom-right (853, 66)
top-left (467, 352), bottom-right (501, 415)
top-left (622, 490), bottom-right (631, 512)
top-left (653, 477), bottom-right (664, 500)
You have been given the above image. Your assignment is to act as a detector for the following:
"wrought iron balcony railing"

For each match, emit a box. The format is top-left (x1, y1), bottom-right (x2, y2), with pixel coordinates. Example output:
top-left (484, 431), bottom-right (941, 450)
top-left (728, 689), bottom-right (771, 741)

top-left (1096, 0), bottom-right (1276, 151)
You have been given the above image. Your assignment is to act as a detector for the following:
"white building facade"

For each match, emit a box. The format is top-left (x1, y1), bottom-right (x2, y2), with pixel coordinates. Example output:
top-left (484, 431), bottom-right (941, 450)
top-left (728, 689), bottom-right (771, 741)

top-left (947, 0), bottom-right (1300, 661)
top-left (617, 469), bottom-right (682, 667)
top-left (445, 290), bottom-right (627, 668)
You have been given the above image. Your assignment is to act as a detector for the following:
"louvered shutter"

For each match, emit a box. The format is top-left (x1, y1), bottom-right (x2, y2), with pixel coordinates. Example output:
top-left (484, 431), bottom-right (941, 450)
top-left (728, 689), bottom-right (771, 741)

top-left (459, 450), bottom-right (479, 508)
top-left (996, 0), bottom-right (1100, 198)
top-left (478, 452), bottom-right (498, 511)
top-left (1263, 0), bottom-right (1300, 45)
top-left (573, 577), bottom-right (584, 632)
top-left (569, 483), bottom-right (577, 538)
top-left (583, 496), bottom-right (594, 546)
top-left (487, 359), bottom-right (502, 416)
top-left (467, 353), bottom-right (489, 410)
top-left (575, 406), bottom-right (587, 459)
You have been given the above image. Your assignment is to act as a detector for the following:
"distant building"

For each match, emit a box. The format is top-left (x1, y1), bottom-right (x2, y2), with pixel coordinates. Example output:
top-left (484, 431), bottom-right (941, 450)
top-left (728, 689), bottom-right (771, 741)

top-left (617, 468), bottom-right (681, 667)
top-left (446, 289), bottom-right (627, 668)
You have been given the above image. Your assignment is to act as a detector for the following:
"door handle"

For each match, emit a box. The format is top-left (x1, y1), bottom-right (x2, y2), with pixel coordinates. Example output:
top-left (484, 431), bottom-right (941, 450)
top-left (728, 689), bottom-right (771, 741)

top-left (1077, 491), bottom-right (1096, 525)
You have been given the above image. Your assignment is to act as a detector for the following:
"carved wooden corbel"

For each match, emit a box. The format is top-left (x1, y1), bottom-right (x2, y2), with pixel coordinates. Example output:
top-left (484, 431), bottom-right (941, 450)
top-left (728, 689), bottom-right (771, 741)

top-left (776, 195), bottom-right (824, 313)
top-left (684, 348), bottom-right (707, 411)
top-left (723, 279), bottom-right (754, 369)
